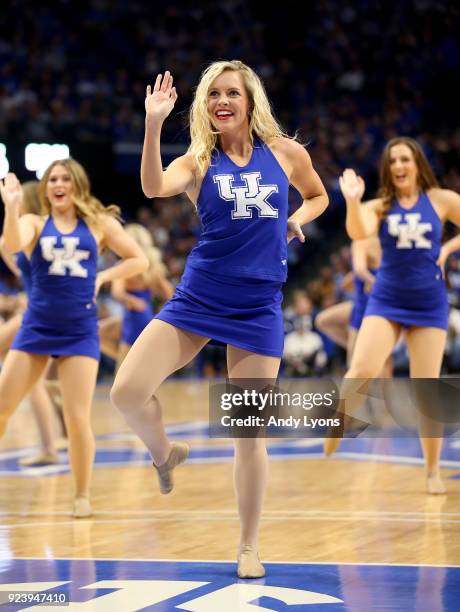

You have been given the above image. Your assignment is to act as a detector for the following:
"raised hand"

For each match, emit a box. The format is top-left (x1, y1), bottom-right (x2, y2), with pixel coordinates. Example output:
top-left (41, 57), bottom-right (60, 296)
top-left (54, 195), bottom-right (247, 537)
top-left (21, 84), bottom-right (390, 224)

top-left (145, 71), bottom-right (178, 122)
top-left (0, 173), bottom-right (23, 212)
top-left (339, 169), bottom-right (365, 203)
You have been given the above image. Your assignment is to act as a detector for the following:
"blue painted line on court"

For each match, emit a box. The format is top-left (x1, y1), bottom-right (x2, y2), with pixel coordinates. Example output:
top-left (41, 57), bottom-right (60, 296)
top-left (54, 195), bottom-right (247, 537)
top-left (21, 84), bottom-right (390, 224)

top-left (1, 424), bottom-right (460, 477)
top-left (0, 558), bottom-right (459, 611)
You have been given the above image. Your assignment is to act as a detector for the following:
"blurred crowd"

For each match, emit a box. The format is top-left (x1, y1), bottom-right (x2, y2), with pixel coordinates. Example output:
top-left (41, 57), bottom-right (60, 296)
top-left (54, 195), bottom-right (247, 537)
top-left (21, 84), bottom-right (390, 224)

top-left (1, 0), bottom-right (460, 377)
top-left (2, 1), bottom-right (459, 193)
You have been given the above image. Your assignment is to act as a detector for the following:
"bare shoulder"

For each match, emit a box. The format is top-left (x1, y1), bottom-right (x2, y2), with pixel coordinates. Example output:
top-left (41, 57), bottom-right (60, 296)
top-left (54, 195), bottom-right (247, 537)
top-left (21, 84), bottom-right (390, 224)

top-left (268, 137), bottom-right (309, 161)
top-left (428, 187), bottom-right (460, 206)
top-left (267, 137), bottom-right (312, 181)
top-left (20, 213), bottom-right (46, 239)
top-left (97, 213), bottom-right (122, 232)
top-left (168, 152), bottom-right (197, 172)
top-left (93, 214), bottom-right (124, 251)
top-left (22, 213), bottom-right (43, 227)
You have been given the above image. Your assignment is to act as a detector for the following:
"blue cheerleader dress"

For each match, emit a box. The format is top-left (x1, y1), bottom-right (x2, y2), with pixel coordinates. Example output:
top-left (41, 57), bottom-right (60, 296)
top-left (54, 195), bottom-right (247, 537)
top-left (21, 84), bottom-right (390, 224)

top-left (12, 216), bottom-right (100, 359)
top-left (364, 192), bottom-right (448, 330)
top-left (156, 138), bottom-right (289, 357)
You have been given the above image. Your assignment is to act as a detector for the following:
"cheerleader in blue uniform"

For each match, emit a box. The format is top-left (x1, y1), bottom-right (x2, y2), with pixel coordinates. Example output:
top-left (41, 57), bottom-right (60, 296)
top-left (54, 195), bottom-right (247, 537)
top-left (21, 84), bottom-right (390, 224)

top-left (0, 181), bottom-right (62, 466)
top-left (102, 223), bottom-right (173, 370)
top-left (325, 137), bottom-right (460, 495)
top-left (0, 162), bottom-right (147, 517)
top-left (111, 61), bottom-right (328, 577)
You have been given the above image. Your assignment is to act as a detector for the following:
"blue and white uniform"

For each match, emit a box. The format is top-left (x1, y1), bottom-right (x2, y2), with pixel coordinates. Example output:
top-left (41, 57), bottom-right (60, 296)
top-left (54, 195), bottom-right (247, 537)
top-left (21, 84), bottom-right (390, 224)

top-left (156, 138), bottom-right (289, 357)
top-left (349, 269), bottom-right (377, 330)
top-left (12, 216), bottom-right (100, 359)
top-left (121, 288), bottom-right (154, 345)
top-left (365, 192), bottom-right (448, 329)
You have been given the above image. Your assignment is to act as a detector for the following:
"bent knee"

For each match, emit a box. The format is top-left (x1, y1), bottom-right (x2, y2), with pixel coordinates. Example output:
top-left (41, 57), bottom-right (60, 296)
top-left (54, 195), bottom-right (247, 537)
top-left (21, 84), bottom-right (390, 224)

top-left (110, 380), bottom-right (148, 413)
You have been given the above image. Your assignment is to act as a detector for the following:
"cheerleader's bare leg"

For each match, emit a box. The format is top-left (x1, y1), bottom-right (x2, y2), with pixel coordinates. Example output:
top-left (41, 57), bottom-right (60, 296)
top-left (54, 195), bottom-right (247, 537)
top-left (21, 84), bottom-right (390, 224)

top-left (0, 350), bottom-right (48, 437)
top-left (406, 326), bottom-right (447, 495)
top-left (111, 319), bottom-right (208, 483)
top-left (57, 355), bottom-right (99, 517)
top-left (227, 345), bottom-right (281, 578)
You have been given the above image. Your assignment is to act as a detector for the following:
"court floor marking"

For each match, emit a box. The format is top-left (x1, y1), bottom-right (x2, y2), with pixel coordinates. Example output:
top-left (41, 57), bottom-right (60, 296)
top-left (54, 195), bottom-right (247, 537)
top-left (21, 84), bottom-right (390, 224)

top-left (8, 556), bottom-right (460, 568)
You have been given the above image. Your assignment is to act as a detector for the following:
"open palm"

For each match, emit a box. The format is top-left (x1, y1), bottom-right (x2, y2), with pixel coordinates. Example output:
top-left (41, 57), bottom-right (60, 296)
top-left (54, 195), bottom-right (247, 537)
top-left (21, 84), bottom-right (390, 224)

top-left (145, 71), bottom-right (178, 122)
top-left (339, 169), bottom-right (366, 202)
top-left (0, 173), bottom-right (23, 210)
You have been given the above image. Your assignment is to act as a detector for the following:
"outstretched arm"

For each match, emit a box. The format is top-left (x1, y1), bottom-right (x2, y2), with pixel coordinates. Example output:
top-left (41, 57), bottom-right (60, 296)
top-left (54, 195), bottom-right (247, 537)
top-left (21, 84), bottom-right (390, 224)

top-left (0, 173), bottom-right (37, 253)
top-left (141, 71), bottom-right (195, 199)
top-left (340, 169), bottom-right (380, 240)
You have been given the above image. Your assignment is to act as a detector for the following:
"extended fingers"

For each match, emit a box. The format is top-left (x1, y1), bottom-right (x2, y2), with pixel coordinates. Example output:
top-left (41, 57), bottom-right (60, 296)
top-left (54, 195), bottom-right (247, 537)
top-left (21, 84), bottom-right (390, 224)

top-left (160, 71), bottom-right (172, 92)
top-left (150, 72), bottom-right (175, 96)
top-left (153, 73), bottom-right (162, 92)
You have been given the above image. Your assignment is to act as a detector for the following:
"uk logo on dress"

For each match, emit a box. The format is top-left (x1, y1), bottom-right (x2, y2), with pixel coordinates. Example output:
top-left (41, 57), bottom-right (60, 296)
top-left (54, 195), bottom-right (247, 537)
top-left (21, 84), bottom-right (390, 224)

top-left (214, 172), bottom-right (279, 219)
top-left (387, 213), bottom-right (432, 249)
top-left (40, 236), bottom-right (90, 277)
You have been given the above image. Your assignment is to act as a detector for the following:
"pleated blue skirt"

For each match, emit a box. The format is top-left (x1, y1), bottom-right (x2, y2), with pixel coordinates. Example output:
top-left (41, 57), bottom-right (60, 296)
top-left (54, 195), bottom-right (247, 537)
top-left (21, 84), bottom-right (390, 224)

top-left (156, 264), bottom-right (284, 357)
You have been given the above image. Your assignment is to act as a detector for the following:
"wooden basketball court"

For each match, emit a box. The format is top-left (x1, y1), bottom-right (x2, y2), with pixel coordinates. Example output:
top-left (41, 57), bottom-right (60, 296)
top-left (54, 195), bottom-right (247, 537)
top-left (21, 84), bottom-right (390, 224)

top-left (1, 379), bottom-right (459, 609)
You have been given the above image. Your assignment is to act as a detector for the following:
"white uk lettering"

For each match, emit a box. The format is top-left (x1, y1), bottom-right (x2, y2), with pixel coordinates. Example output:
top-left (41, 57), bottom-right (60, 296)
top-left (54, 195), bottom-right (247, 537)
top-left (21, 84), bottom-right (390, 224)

top-left (178, 583), bottom-right (343, 610)
top-left (40, 236), bottom-right (90, 277)
top-left (19, 580), bottom-right (207, 611)
top-left (10, 580), bottom-right (343, 611)
top-left (387, 213), bottom-right (432, 249)
top-left (214, 172), bottom-right (278, 219)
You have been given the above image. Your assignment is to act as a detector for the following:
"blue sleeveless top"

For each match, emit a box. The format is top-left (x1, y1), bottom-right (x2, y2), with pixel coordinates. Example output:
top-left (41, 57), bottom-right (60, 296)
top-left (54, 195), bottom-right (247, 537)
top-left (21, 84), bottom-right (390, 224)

top-left (16, 251), bottom-right (32, 295)
top-left (29, 216), bottom-right (98, 308)
top-left (187, 138), bottom-right (290, 282)
top-left (377, 192), bottom-right (442, 290)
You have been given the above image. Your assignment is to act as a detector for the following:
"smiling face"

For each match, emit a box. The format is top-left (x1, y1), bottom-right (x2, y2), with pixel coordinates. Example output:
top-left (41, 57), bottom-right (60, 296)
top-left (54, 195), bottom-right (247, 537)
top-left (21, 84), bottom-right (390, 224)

top-left (207, 70), bottom-right (250, 134)
top-left (45, 163), bottom-right (74, 212)
top-left (388, 143), bottom-right (418, 193)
